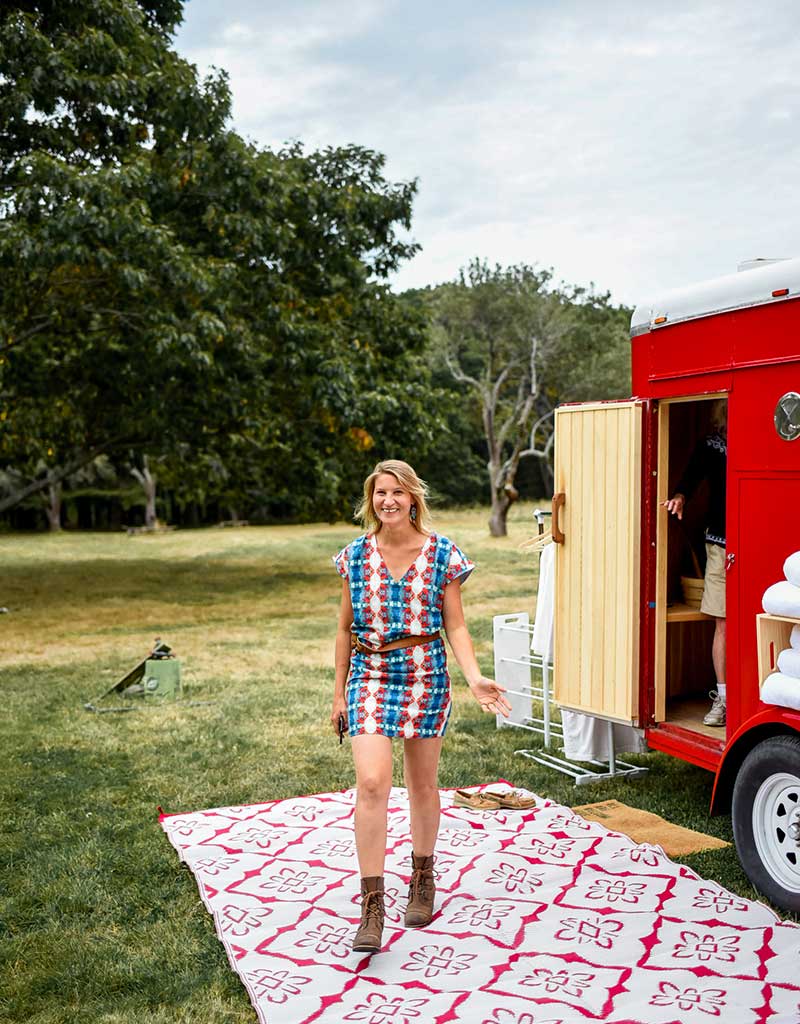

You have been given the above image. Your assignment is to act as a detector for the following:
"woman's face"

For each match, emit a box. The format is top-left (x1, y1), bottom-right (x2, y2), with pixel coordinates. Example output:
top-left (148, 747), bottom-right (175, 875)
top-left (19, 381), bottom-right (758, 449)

top-left (372, 473), bottom-right (413, 528)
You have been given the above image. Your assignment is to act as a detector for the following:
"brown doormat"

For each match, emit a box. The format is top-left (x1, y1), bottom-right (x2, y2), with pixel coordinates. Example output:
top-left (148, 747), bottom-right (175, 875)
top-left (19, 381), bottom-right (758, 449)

top-left (572, 799), bottom-right (730, 857)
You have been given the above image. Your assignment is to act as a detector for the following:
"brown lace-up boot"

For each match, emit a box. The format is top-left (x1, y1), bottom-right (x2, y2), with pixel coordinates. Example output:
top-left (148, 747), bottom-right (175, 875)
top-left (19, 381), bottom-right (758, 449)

top-left (404, 852), bottom-right (435, 927)
top-left (352, 876), bottom-right (385, 953)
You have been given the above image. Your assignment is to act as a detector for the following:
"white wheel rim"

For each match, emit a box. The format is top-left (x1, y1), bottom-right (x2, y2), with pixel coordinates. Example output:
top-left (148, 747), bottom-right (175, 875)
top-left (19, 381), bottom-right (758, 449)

top-left (752, 772), bottom-right (800, 894)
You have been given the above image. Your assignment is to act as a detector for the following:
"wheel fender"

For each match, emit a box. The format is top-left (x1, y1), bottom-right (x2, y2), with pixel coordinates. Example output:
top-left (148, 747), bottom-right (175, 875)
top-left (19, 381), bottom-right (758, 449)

top-left (711, 708), bottom-right (800, 815)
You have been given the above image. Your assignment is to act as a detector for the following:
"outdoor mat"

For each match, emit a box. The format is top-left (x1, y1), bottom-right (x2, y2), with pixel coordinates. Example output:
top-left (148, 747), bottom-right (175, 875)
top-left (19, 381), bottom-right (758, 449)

top-left (160, 780), bottom-right (800, 1024)
top-left (571, 799), bottom-right (730, 857)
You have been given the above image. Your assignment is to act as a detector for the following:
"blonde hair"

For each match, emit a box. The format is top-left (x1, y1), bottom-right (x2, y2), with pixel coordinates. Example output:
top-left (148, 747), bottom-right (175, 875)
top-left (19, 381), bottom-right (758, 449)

top-left (355, 460), bottom-right (432, 535)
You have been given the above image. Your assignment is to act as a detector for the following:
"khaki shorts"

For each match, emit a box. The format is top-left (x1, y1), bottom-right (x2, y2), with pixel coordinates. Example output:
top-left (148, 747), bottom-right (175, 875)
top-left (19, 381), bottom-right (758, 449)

top-left (701, 543), bottom-right (726, 618)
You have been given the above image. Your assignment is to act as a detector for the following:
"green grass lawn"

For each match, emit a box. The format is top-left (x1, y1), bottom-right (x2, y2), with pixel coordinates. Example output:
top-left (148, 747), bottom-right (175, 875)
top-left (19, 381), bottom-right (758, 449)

top-left (0, 507), bottom-right (790, 1022)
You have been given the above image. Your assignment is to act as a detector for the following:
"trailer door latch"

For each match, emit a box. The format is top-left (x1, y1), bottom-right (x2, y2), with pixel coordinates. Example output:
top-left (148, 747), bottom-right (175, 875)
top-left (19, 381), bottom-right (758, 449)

top-left (725, 552), bottom-right (736, 572)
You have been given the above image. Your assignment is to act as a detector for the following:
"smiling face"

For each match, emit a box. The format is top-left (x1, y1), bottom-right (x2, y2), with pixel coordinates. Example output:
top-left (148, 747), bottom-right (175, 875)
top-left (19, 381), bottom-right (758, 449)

top-left (372, 472), bottom-right (413, 529)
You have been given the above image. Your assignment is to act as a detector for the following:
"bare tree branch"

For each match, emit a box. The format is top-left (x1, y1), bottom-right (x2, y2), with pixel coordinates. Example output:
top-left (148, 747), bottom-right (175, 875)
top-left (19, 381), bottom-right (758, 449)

top-left (0, 436), bottom-right (130, 514)
top-left (495, 375), bottom-right (532, 457)
top-left (489, 358), bottom-right (521, 409)
top-left (443, 350), bottom-right (480, 390)
top-left (519, 406), bottom-right (556, 460)
top-left (0, 319), bottom-right (54, 355)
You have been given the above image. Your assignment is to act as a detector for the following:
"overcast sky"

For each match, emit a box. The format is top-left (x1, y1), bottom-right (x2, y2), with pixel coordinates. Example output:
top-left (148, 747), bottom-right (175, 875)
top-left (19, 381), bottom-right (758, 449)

top-left (175, 0), bottom-right (800, 307)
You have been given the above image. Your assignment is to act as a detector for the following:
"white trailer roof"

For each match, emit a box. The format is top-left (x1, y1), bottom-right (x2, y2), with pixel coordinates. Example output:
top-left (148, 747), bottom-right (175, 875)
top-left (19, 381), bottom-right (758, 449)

top-left (630, 257), bottom-right (800, 336)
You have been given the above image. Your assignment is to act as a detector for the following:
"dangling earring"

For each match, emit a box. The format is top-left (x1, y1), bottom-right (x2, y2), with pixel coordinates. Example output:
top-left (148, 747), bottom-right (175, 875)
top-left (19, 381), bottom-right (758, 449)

top-left (410, 505), bottom-right (417, 523)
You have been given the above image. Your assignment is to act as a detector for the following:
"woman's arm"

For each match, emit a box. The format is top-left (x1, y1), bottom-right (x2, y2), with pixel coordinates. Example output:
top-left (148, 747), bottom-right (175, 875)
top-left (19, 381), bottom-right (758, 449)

top-left (442, 580), bottom-right (511, 716)
top-left (331, 582), bottom-right (354, 732)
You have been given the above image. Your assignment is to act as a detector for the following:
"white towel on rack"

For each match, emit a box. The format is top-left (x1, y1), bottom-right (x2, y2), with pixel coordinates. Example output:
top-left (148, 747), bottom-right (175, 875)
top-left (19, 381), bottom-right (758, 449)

top-left (777, 647), bottom-right (800, 679)
top-left (762, 580), bottom-right (800, 618)
top-left (761, 671), bottom-right (800, 711)
top-left (792, 624), bottom-right (800, 651)
top-left (784, 551), bottom-right (800, 588)
top-left (531, 541), bottom-right (555, 657)
top-left (561, 712), bottom-right (648, 760)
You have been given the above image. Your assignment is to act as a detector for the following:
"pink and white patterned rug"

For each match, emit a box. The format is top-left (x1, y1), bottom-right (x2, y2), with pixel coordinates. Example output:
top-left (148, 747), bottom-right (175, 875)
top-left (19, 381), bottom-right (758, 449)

top-left (160, 781), bottom-right (800, 1024)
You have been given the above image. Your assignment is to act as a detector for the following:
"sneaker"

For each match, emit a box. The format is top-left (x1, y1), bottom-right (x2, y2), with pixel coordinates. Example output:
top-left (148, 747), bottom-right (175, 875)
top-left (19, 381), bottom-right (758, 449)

top-left (703, 690), bottom-right (726, 727)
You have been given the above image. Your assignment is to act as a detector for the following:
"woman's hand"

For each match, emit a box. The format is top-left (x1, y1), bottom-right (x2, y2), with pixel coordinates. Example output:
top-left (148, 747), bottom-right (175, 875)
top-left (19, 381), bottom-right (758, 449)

top-left (469, 677), bottom-right (512, 717)
top-left (330, 696), bottom-right (348, 736)
top-left (662, 493), bottom-right (685, 519)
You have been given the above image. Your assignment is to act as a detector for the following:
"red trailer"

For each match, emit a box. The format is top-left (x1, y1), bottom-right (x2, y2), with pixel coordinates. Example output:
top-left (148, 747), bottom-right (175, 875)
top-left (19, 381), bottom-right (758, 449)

top-left (550, 257), bottom-right (800, 912)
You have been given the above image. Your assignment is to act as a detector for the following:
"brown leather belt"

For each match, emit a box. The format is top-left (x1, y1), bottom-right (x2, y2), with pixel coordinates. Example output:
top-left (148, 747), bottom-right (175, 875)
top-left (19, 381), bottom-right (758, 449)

top-left (351, 632), bottom-right (441, 656)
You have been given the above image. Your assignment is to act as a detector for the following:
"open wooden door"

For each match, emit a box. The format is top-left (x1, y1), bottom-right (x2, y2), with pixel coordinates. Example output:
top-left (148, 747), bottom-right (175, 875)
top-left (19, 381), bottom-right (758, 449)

top-left (552, 401), bottom-right (643, 724)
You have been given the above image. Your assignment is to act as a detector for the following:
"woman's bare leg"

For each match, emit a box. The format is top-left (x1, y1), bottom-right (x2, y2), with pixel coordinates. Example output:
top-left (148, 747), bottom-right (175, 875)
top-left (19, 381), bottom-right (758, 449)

top-left (351, 734), bottom-right (394, 876)
top-left (403, 736), bottom-right (444, 856)
top-left (712, 616), bottom-right (726, 686)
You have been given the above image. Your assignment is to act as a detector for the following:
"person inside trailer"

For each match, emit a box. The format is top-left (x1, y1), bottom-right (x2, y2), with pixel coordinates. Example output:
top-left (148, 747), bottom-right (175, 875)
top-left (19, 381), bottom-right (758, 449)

top-left (663, 400), bottom-right (727, 726)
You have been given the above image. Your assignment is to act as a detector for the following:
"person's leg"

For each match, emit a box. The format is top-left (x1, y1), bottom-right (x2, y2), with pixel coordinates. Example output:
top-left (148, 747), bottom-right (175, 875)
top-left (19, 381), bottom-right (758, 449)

top-left (351, 734), bottom-right (394, 875)
top-left (402, 736), bottom-right (444, 927)
top-left (403, 736), bottom-right (445, 856)
top-left (701, 544), bottom-right (727, 726)
top-left (712, 617), bottom-right (726, 693)
top-left (703, 617), bottom-right (726, 726)
top-left (350, 734), bottom-right (393, 952)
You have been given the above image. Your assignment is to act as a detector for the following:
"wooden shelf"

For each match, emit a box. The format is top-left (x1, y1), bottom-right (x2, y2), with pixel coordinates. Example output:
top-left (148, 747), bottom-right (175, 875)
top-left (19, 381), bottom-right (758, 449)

top-left (666, 697), bottom-right (727, 739)
top-left (757, 613), bottom-right (800, 687)
top-left (666, 603), bottom-right (712, 623)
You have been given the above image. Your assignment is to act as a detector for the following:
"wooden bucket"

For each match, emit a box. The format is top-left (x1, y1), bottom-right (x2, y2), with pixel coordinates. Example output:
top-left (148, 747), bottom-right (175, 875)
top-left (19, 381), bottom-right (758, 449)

top-left (681, 575), bottom-right (704, 609)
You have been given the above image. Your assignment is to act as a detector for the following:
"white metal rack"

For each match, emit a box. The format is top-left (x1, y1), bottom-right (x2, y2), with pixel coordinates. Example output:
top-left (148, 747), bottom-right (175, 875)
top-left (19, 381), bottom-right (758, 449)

top-left (492, 612), bottom-right (560, 747)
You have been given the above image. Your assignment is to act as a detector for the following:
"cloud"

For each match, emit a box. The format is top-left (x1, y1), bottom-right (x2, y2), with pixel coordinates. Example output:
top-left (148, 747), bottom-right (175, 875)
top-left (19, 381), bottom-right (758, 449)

top-left (175, 0), bottom-right (800, 305)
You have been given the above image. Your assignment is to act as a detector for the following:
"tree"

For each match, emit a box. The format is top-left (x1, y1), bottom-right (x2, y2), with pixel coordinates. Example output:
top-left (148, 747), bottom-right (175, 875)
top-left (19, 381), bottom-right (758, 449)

top-left (434, 261), bottom-right (569, 536)
top-left (433, 260), bottom-right (631, 536)
top-left (0, 1), bottom-right (429, 523)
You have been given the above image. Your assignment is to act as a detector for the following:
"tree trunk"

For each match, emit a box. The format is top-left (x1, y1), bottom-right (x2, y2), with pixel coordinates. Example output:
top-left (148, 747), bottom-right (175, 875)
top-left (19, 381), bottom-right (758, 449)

top-left (132, 457), bottom-right (157, 529)
top-left (46, 482), bottom-right (62, 531)
top-left (488, 488), bottom-right (512, 537)
top-left (145, 483), bottom-right (155, 524)
top-left (144, 475), bottom-right (156, 528)
top-left (538, 457), bottom-right (554, 498)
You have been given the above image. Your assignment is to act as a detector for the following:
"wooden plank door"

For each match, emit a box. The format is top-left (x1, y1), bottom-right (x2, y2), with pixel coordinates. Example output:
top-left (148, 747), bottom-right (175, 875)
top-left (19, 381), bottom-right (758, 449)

top-left (553, 401), bottom-right (643, 723)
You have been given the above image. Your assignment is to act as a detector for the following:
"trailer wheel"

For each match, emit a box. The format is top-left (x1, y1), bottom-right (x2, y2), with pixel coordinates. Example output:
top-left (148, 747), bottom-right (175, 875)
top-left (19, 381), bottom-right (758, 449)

top-left (732, 735), bottom-right (800, 913)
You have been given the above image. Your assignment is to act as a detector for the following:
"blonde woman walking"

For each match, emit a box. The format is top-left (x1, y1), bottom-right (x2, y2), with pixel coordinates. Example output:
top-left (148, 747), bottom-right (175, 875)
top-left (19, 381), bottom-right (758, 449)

top-left (331, 459), bottom-right (511, 953)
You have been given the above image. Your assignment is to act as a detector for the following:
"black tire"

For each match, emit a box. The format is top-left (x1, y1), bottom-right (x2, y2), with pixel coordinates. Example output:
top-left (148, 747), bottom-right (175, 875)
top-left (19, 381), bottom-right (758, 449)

top-left (732, 734), bottom-right (800, 913)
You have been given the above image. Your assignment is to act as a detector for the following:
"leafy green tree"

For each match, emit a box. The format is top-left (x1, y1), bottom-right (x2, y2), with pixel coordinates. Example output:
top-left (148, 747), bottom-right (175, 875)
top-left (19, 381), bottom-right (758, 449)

top-left (0, 1), bottom-right (427, 522)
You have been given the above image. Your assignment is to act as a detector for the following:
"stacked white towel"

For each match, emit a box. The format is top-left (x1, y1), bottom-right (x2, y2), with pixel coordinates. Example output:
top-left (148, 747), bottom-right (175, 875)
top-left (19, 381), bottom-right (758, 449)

top-left (761, 672), bottom-right (800, 712)
top-left (785, 551), bottom-right (800, 588)
top-left (777, 648), bottom-right (800, 679)
top-left (762, 551), bottom-right (800, 616)
top-left (762, 580), bottom-right (800, 617)
top-left (761, 554), bottom-right (800, 709)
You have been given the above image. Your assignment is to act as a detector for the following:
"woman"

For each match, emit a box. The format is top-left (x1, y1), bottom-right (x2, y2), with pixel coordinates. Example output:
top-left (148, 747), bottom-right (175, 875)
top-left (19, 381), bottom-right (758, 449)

top-left (331, 459), bottom-right (511, 954)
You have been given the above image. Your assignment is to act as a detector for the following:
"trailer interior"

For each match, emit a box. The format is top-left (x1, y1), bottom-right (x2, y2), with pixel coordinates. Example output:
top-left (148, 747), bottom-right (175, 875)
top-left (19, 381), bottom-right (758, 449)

top-left (654, 394), bottom-right (728, 741)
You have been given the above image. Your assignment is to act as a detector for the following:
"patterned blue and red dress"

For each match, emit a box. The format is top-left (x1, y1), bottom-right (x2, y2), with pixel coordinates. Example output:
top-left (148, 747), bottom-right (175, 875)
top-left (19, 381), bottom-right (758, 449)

top-left (333, 532), bottom-right (474, 739)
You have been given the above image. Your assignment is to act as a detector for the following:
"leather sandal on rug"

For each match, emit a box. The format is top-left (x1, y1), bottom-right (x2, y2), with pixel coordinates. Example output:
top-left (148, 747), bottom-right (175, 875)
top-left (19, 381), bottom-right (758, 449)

top-left (352, 875), bottom-right (385, 953)
top-left (452, 789), bottom-right (502, 810)
top-left (405, 853), bottom-right (435, 928)
top-left (482, 789), bottom-right (537, 810)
